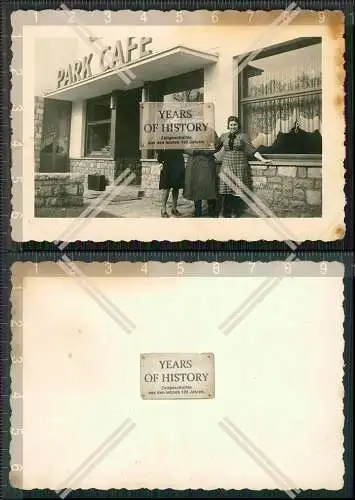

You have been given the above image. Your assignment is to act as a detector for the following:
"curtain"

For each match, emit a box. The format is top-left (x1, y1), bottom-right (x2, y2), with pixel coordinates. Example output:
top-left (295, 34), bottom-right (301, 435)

top-left (245, 93), bottom-right (322, 148)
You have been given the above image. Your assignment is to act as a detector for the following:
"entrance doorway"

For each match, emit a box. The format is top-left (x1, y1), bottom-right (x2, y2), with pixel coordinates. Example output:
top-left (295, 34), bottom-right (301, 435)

top-left (115, 87), bottom-right (142, 185)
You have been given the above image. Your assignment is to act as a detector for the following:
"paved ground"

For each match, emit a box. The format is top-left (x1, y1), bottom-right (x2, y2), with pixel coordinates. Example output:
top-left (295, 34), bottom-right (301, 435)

top-left (88, 187), bottom-right (196, 218)
top-left (36, 186), bottom-right (256, 218)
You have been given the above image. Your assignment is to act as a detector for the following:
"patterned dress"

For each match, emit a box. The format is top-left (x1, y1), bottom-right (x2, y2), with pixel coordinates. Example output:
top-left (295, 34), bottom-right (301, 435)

top-left (218, 132), bottom-right (257, 196)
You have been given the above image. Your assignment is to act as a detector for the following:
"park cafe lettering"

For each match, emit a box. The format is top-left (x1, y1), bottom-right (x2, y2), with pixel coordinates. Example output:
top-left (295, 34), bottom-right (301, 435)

top-left (57, 36), bottom-right (153, 88)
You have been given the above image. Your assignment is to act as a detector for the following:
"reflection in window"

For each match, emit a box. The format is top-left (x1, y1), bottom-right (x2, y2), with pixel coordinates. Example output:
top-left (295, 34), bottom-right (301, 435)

top-left (163, 88), bottom-right (204, 103)
top-left (41, 107), bottom-right (70, 154)
top-left (85, 95), bottom-right (112, 156)
top-left (239, 40), bottom-right (322, 154)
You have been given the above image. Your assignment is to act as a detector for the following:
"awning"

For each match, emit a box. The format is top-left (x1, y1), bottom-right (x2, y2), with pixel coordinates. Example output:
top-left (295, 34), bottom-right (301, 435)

top-left (45, 46), bottom-right (219, 101)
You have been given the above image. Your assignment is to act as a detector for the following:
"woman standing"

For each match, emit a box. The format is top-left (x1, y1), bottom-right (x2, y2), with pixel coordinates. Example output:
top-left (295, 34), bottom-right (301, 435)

top-left (157, 149), bottom-right (185, 218)
top-left (218, 116), bottom-right (272, 217)
top-left (183, 131), bottom-right (220, 218)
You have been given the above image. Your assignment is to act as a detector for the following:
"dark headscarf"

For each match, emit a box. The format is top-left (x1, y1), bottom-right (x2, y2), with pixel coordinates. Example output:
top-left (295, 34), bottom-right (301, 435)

top-left (227, 116), bottom-right (241, 150)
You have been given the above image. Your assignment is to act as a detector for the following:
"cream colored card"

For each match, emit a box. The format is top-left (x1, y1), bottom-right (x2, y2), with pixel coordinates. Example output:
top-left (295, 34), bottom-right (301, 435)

top-left (10, 9), bottom-right (345, 242)
top-left (11, 261), bottom-right (344, 491)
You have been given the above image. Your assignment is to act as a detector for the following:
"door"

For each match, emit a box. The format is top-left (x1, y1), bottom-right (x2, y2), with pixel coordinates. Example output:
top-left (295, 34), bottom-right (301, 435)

top-left (40, 99), bottom-right (72, 173)
top-left (115, 88), bottom-right (142, 184)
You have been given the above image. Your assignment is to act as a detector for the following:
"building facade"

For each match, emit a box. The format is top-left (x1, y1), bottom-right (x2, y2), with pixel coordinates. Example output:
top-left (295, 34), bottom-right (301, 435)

top-left (34, 25), bottom-right (322, 217)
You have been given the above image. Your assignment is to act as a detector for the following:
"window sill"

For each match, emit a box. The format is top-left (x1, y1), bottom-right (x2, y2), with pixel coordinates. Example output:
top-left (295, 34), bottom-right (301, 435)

top-left (74, 156), bottom-right (115, 161)
top-left (250, 155), bottom-right (321, 167)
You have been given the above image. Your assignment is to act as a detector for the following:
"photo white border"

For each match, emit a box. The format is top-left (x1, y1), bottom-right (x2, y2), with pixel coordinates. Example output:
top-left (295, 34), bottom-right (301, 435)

top-left (11, 10), bottom-right (346, 242)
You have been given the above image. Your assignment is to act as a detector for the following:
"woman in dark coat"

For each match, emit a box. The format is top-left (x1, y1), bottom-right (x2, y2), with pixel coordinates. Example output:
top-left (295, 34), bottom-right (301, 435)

top-left (157, 149), bottom-right (185, 217)
top-left (183, 130), bottom-right (220, 218)
top-left (218, 116), bottom-right (271, 217)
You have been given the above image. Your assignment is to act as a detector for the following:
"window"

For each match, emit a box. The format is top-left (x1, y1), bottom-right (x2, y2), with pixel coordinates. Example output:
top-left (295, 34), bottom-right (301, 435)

top-left (157, 70), bottom-right (204, 103)
top-left (40, 99), bottom-right (71, 173)
top-left (85, 94), bottom-right (112, 157)
top-left (238, 38), bottom-right (322, 155)
top-left (163, 88), bottom-right (204, 103)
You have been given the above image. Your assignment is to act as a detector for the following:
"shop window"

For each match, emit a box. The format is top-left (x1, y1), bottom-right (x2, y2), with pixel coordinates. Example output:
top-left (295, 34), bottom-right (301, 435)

top-left (85, 94), bottom-right (112, 157)
top-left (237, 38), bottom-right (322, 156)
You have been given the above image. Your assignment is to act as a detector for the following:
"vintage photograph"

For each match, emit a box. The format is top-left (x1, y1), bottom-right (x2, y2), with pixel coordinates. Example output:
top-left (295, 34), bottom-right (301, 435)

top-left (34, 31), bottom-right (323, 219)
top-left (11, 9), bottom-right (345, 241)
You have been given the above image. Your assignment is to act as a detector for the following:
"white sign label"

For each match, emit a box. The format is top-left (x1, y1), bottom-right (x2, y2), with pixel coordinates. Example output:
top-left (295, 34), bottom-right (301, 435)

top-left (140, 352), bottom-right (215, 400)
top-left (140, 102), bottom-right (215, 150)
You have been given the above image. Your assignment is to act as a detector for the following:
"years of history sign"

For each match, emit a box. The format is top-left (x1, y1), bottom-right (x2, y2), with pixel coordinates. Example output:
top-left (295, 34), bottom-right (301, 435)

top-left (140, 352), bottom-right (215, 400)
top-left (140, 102), bottom-right (215, 150)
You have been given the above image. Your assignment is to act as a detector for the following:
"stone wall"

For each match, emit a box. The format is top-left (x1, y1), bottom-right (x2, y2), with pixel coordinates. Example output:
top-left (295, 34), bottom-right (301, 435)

top-left (35, 173), bottom-right (84, 208)
top-left (141, 159), bottom-right (163, 201)
top-left (70, 159), bottom-right (115, 189)
top-left (250, 162), bottom-right (322, 218)
top-left (140, 159), bottom-right (322, 217)
top-left (34, 96), bottom-right (44, 172)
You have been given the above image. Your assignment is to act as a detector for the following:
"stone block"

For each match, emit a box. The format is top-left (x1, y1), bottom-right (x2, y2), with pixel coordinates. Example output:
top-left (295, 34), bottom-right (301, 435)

top-left (254, 188), bottom-right (273, 204)
top-left (264, 167), bottom-right (277, 176)
top-left (141, 178), bottom-right (150, 189)
top-left (251, 165), bottom-right (267, 172)
top-left (273, 208), bottom-right (285, 217)
top-left (307, 167), bottom-right (322, 178)
top-left (64, 184), bottom-right (80, 195)
top-left (314, 179), bottom-right (322, 189)
top-left (293, 188), bottom-right (305, 201)
top-left (294, 178), bottom-right (314, 189)
top-left (62, 195), bottom-right (83, 207)
top-left (289, 199), bottom-right (305, 208)
top-left (253, 176), bottom-right (267, 188)
top-left (267, 176), bottom-right (282, 184)
top-left (45, 197), bottom-right (62, 207)
top-left (297, 167), bottom-right (307, 178)
top-left (282, 179), bottom-right (293, 197)
top-left (273, 194), bottom-right (289, 208)
top-left (150, 164), bottom-right (161, 175)
top-left (306, 189), bottom-right (321, 206)
top-left (273, 190), bottom-right (282, 202)
top-left (277, 166), bottom-right (297, 177)
top-left (35, 184), bottom-right (54, 197)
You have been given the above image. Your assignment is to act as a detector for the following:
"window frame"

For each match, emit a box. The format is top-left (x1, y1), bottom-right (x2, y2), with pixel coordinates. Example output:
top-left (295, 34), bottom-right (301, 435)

top-left (155, 69), bottom-right (204, 99)
top-left (234, 37), bottom-right (322, 160)
top-left (84, 93), bottom-right (115, 158)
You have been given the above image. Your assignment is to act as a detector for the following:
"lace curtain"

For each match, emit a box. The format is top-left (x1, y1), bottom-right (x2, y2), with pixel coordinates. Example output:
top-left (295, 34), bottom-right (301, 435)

top-left (240, 41), bottom-right (322, 151)
top-left (244, 93), bottom-right (322, 149)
